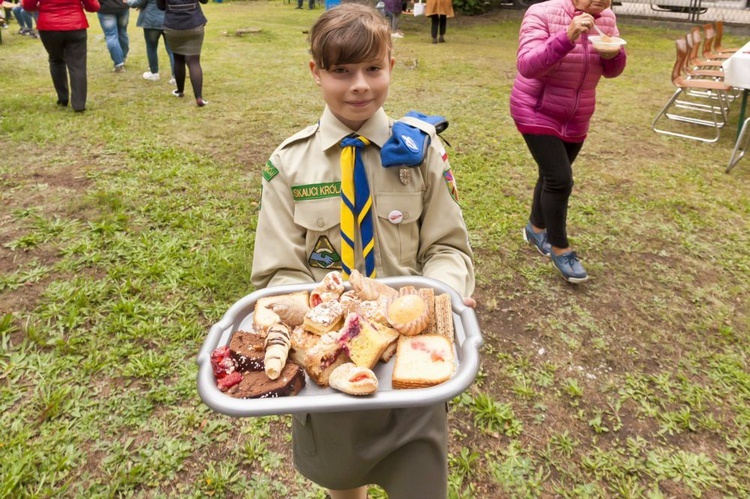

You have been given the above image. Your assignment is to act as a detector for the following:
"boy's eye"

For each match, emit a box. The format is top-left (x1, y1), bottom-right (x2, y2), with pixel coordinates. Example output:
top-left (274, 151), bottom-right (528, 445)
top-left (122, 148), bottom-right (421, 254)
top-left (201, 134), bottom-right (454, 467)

top-left (368, 65), bottom-right (382, 72)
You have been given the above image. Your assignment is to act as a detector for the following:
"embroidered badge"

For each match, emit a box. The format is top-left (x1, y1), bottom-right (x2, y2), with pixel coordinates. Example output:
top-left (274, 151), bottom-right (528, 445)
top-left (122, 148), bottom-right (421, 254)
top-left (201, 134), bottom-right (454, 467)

top-left (292, 182), bottom-right (341, 201)
top-left (401, 134), bottom-right (420, 153)
top-left (444, 169), bottom-right (459, 203)
top-left (262, 161), bottom-right (279, 182)
top-left (309, 236), bottom-right (342, 270)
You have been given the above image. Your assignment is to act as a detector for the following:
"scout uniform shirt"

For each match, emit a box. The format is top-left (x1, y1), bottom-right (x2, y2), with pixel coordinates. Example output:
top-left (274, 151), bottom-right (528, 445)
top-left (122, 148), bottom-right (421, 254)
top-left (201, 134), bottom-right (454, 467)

top-left (251, 106), bottom-right (474, 298)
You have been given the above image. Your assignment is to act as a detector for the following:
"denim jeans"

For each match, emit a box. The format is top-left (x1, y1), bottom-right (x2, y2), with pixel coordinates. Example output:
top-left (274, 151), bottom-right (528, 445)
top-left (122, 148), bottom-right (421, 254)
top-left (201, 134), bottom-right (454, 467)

top-left (12, 5), bottom-right (34, 30)
top-left (97, 10), bottom-right (129, 67)
top-left (143, 28), bottom-right (174, 76)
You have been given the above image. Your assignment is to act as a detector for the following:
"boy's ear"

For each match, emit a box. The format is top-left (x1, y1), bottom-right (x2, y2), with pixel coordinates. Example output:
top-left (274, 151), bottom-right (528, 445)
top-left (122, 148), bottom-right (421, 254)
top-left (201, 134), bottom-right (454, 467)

top-left (309, 60), bottom-right (320, 81)
top-left (390, 57), bottom-right (396, 71)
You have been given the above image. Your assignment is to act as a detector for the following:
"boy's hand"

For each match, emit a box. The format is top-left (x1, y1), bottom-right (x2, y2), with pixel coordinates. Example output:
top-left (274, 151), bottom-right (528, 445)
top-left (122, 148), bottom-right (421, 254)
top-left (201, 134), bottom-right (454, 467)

top-left (463, 297), bottom-right (476, 308)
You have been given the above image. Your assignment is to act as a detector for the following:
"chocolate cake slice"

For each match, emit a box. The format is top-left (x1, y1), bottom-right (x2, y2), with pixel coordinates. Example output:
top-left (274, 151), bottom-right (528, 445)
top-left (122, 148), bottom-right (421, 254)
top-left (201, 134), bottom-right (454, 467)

top-left (226, 362), bottom-right (306, 399)
top-left (229, 330), bottom-right (266, 372)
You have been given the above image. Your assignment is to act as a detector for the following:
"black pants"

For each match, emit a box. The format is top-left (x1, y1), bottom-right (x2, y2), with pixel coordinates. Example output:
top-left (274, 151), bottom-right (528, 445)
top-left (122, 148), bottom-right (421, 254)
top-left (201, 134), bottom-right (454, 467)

top-left (522, 134), bottom-right (583, 249)
top-left (39, 29), bottom-right (88, 111)
top-left (430, 15), bottom-right (446, 39)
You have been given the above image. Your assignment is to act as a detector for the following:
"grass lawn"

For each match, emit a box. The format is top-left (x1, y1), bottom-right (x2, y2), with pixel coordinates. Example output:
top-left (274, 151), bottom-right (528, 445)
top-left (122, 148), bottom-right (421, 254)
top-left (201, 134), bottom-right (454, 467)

top-left (1, 1), bottom-right (749, 497)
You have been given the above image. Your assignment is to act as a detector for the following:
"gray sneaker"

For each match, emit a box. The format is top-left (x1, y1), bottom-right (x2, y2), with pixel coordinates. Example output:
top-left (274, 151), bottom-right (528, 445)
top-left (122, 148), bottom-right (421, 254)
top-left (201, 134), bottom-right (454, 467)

top-left (550, 251), bottom-right (589, 283)
top-left (523, 223), bottom-right (551, 257)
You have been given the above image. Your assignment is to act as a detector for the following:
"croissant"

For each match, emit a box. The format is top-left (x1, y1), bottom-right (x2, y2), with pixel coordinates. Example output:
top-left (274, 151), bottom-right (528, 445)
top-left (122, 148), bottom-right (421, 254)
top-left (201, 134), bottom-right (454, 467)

top-left (328, 362), bottom-right (378, 396)
top-left (264, 323), bottom-right (291, 380)
top-left (269, 292), bottom-right (310, 327)
top-left (310, 271), bottom-right (345, 308)
top-left (349, 269), bottom-right (398, 301)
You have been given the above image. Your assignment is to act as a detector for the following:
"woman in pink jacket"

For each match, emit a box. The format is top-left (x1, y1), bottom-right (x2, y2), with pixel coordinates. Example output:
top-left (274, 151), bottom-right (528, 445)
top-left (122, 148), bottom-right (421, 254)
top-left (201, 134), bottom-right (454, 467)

top-left (22, 0), bottom-right (100, 112)
top-left (510, 0), bottom-right (626, 283)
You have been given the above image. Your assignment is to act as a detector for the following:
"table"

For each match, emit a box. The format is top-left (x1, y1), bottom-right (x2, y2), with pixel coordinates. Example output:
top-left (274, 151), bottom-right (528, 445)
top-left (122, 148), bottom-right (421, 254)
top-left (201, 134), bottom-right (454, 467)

top-left (721, 41), bottom-right (750, 172)
top-left (721, 41), bottom-right (750, 139)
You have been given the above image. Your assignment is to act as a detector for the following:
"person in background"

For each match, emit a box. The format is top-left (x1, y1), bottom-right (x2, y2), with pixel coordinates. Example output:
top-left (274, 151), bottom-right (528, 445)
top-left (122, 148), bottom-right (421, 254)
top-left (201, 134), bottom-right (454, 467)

top-left (124, 0), bottom-right (175, 83)
top-left (252, 4), bottom-right (475, 498)
top-left (296, 0), bottom-right (313, 10)
top-left (97, 0), bottom-right (129, 72)
top-left (12, 2), bottom-right (38, 37)
top-left (383, 0), bottom-right (402, 38)
top-left (22, 0), bottom-right (100, 112)
top-left (157, 0), bottom-right (208, 106)
top-left (425, 0), bottom-right (452, 44)
top-left (511, 0), bottom-right (626, 283)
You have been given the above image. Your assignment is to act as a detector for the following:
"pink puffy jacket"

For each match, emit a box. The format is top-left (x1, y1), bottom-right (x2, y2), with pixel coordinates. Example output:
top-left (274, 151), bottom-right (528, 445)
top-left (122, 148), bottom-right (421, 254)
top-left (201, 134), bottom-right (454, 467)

top-left (509, 0), bottom-right (626, 142)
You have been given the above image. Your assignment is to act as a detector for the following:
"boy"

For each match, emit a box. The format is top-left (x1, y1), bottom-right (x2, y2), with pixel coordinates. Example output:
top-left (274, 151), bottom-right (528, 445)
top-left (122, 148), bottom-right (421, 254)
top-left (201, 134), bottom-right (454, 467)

top-left (251, 4), bottom-right (475, 498)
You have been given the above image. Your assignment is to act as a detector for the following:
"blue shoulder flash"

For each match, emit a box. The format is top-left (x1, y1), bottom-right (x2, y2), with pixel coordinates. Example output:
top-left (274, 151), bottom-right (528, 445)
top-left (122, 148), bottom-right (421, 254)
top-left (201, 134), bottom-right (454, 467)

top-left (381, 111), bottom-right (449, 169)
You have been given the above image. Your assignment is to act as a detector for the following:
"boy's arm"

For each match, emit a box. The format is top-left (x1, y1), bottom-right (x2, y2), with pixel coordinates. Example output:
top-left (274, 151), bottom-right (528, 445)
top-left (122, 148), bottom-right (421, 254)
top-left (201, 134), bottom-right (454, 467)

top-left (251, 156), bottom-right (316, 290)
top-left (417, 140), bottom-right (475, 297)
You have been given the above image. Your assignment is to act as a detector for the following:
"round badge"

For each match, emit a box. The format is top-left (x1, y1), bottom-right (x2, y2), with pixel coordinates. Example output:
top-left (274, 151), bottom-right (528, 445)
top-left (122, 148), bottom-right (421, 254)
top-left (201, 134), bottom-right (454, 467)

top-left (388, 210), bottom-right (403, 224)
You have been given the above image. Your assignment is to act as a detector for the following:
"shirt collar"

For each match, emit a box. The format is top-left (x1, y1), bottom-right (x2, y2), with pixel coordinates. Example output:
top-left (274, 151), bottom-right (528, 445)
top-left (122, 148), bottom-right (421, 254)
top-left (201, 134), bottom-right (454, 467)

top-left (319, 106), bottom-right (392, 151)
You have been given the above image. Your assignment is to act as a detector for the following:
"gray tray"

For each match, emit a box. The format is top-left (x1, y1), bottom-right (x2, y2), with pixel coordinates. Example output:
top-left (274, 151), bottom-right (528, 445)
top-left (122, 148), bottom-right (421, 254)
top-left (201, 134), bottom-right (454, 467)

top-left (197, 276), bottom-right (482, 417)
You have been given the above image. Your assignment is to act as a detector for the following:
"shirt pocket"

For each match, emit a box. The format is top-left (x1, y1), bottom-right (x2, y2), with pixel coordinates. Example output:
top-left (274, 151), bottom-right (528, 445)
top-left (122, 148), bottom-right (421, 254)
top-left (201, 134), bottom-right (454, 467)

top-left (375, 192), bottom-right (423, 265)
top-left (294, 198), bottom-right (342, 271)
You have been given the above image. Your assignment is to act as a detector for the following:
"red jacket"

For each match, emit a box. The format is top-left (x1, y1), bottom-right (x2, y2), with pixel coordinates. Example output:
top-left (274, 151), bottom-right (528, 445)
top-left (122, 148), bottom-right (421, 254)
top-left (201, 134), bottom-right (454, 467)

top-left (22, 0), bottom-right (100, 31)
top-left (509, 0), bottom-right (626, 142)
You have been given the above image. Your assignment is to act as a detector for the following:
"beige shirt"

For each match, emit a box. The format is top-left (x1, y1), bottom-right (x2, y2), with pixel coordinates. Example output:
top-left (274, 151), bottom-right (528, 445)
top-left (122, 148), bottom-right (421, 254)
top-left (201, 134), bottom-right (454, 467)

top-left (251, 106), bottom-right (474, 297)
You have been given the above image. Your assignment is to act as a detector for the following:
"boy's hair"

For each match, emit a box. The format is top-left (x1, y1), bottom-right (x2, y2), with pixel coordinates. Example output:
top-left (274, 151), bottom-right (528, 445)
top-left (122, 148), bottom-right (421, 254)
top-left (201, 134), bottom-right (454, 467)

top-left (309, 3), bottom-right (392, 70)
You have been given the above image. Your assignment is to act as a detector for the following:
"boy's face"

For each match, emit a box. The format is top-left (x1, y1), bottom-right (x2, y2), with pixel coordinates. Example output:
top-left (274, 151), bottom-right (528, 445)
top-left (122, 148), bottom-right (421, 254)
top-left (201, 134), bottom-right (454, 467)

top-left (310, 53), bottom-right (395, 131)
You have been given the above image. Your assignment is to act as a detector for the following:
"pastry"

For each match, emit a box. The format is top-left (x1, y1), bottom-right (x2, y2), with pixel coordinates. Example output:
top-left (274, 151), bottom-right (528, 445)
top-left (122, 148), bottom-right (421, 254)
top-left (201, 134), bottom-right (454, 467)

top-left (264, 323), bottom-right (291, 380)
top-left (418, 287), bottom-right (436, 334)
top-left (386, 291), bottom-right (429, 336)
top-left (349, 269), bottom-right (398, 300)
top-left (309, 270), bottom-right (345, 307)
top-left (303, 299), bottom-right (345, 335)
top-left (434, 293), bottom-right (454, 343)
top-left (267, 291), bottom-right (310, 327)
top-left (289, 325), bottom-right (321, 366)
top-left (229, 330), bottom-right (266, 372)
top-left (356, 296), bottom-right (389, 326)
top-left (210, 345), bottom-right (242, 392)
top-left (339, 313), bottom-right (392, 369)
top-left (391, 334), bottom-right (455, 389)
top-left (226, 362), bottom-right (306, 399)
top-left (329, 362), bottom-right (378, 396)
top-left (303, 330), bottom-right (350, 387)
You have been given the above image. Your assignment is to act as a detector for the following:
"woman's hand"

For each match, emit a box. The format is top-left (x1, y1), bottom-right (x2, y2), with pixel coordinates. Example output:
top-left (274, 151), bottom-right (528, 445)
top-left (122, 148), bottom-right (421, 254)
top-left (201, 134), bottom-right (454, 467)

top-left (567, 13), bottom-right (595, 43)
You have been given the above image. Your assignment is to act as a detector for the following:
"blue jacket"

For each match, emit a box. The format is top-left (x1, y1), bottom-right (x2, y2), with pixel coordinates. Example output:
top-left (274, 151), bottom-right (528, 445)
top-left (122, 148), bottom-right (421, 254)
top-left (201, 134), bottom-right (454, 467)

top-left (127, 0), bottom-right (165, 29)
top-left (156, 0), bottom-right (207, 30)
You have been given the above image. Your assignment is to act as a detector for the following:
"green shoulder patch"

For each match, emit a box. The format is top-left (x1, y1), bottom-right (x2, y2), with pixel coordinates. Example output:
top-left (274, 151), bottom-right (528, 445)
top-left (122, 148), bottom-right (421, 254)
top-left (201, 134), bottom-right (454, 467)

top-left (291, 182), bottom-right (341, 201)
top-left (262, 161), bottom-right (279, 182)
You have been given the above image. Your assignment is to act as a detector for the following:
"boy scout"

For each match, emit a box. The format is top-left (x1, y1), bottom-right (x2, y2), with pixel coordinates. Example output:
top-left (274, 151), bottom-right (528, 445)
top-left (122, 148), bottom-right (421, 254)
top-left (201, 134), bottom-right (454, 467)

top-left (251, 4), bottom-right (475, 499)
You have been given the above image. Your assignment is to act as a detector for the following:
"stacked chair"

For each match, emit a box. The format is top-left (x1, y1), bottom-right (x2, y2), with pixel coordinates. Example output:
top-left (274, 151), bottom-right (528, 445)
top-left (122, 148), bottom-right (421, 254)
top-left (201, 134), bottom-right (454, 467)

top-left (652, 36), bottom-right (732, 143)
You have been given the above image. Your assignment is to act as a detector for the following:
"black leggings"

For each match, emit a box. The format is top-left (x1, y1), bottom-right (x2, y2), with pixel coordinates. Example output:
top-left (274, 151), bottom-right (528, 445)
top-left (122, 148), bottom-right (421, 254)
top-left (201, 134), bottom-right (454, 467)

top-left (173, 53), bottom-right (203, 100)
top-left (430, 15), bottom-right (446, 39)
top-left (522, 134), bottom-right (583, 249)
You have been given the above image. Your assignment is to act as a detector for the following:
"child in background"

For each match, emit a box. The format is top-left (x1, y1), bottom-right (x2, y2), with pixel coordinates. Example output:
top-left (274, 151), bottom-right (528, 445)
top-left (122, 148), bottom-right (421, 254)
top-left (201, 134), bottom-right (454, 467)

top-left (384, 0), bottom-right (403, 38)
top-left (250, 4), bottom-right (475, 498)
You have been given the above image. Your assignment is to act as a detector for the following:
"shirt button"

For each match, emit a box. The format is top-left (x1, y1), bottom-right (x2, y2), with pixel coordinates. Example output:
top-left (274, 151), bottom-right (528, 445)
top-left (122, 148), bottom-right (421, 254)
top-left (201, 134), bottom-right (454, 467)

top-left (317, 218), bottom-right (325, 227)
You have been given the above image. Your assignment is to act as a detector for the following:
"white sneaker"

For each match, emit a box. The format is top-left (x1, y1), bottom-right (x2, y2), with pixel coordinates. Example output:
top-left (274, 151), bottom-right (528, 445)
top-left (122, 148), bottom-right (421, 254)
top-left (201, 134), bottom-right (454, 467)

top-left (168, 77), bottom-right (176, 85)
top-left (143, 71), bottom-right (160, 81)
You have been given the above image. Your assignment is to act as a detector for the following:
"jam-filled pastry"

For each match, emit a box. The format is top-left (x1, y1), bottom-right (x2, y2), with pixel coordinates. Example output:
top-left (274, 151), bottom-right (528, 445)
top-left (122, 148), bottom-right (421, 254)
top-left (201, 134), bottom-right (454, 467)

top-left (328, 362), bottom-right (378, 396)
top-left (264, 323), bottom-right (291, 380)
top-left (309, 271), bottom-right (345, 308)
top-left (349, 269), bottom-right (398, 301)
top-left (303, 299), bottom-right (345, 335)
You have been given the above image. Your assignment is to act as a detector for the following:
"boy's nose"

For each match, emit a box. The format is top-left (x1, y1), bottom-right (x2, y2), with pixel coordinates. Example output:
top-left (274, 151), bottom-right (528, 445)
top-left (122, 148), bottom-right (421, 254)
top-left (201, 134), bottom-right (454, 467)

top-left (351, 71), bottom-right (370, 91)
